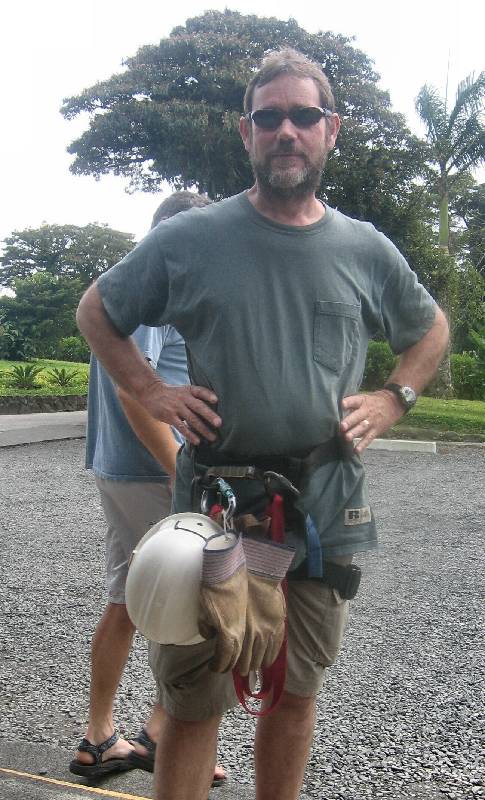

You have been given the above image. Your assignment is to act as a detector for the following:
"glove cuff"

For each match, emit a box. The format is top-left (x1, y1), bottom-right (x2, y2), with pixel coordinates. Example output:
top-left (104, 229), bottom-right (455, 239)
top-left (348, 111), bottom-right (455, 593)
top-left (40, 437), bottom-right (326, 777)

top-left (202, 533), bottom-right (245, 586)
top-left (243, 537), bottom-right (295, 580)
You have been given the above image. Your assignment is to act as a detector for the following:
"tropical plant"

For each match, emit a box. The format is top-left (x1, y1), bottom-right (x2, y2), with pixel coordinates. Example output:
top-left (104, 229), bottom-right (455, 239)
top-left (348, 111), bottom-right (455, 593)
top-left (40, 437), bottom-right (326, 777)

top-left (6, 364), bottom-right (44, 389)
top-left (45, 367), bottom-right (81, 387)
top-left (415, 72), bottom-right (485, 395)
top-left (415, 72), bottom-right (485, 252)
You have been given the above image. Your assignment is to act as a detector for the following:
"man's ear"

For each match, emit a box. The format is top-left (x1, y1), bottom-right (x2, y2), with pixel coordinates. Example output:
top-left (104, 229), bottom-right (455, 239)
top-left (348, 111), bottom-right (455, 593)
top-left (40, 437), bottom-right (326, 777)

top-left (326, 113), bottom-right (341, 150)
top-left (239, 115), bottom-right (251, 153)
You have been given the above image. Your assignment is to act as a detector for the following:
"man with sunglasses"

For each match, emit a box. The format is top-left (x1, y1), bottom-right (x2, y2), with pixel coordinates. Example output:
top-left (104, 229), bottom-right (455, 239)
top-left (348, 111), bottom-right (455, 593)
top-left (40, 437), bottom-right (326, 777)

top-left (76, 49), bottom-right (448, 800)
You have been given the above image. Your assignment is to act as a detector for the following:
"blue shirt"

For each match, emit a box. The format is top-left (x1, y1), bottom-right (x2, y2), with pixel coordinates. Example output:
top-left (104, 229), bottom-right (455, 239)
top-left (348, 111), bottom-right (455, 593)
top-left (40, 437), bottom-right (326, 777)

top-left (86, 325), bottom-right (188, 481)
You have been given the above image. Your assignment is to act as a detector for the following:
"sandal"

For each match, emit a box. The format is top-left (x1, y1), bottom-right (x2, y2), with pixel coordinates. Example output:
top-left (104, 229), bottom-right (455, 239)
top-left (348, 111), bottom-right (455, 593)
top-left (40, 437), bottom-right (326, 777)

top-left (127, 727), bottom-right (156, 772)
top-left (128, 727), bottom-right (227, 787)
top-left (69, 732), bottom-right (135, 777)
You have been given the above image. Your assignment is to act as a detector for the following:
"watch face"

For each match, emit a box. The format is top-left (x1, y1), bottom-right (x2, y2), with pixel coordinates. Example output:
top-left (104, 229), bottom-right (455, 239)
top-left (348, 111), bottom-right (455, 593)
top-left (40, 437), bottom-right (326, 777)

top-left (401, 386), bottom-right (416, 407)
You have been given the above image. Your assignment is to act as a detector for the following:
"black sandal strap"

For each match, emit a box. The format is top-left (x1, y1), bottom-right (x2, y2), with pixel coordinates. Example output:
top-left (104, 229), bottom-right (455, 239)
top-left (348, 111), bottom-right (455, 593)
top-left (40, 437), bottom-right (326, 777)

top-left (133, 728), bottom-right (156, 753)
top-left (77, 732), bottom-right (119, 764)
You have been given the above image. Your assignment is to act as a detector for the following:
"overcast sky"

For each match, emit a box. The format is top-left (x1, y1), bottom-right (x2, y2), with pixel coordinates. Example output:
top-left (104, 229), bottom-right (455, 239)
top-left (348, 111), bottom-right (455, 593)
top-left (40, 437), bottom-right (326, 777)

top-left (1, 0), bottom-right (483, 246)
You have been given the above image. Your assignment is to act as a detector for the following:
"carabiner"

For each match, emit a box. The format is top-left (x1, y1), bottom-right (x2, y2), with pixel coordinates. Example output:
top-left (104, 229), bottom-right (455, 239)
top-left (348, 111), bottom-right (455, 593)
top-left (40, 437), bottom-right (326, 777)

top-left (201, 477), bottom-right (237, 522)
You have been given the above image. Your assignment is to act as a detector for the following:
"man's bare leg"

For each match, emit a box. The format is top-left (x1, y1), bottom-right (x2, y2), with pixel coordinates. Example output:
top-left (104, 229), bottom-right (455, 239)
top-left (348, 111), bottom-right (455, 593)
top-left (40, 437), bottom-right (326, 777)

top-left (154, 713), bottom-right (221, 800)
top-left (133, 704), bottom-right (226, 781)
top-left (75, 603), bottom-right (135, 763)
top-left (254, 690), bottom-right (316, 800)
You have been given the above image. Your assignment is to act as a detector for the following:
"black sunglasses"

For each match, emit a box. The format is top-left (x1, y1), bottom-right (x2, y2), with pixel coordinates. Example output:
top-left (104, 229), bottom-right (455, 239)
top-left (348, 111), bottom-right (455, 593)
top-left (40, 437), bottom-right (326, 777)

top-left (244, 106), bottom-right (333, 131)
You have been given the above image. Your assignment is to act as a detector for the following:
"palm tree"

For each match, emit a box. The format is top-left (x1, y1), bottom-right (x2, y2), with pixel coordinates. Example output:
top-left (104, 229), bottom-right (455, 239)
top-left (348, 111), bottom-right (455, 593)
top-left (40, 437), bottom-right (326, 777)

top-left (416, 72), bottom-right (485, 252)
top-left (415, 73), bottom-right (485, 396)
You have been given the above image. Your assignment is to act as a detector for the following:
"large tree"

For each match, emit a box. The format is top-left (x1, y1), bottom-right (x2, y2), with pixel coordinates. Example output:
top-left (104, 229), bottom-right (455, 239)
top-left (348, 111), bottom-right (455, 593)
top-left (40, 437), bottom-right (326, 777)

top-left (0, 223), bottom-right (134, 290)
top-left (416, 73), bottom-right (485, 252)
top-left (61, 10), bottom-right (426, 242)
top-left (414, 74), bottom-right (485, 394)
top-left (0, 273), bottom-right (83, 358)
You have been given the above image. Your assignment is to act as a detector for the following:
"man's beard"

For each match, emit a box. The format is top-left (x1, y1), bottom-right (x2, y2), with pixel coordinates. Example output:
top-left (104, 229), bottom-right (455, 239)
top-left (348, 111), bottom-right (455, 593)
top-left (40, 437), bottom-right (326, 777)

top-left (250, 144), bottom-right (329, 200)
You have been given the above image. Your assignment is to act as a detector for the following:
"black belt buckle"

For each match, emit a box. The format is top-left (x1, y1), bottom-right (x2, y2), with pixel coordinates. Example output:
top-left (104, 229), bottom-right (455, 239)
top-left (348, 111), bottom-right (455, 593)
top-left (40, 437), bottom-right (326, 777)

top-left (339, 564), bottom-right (361, 600)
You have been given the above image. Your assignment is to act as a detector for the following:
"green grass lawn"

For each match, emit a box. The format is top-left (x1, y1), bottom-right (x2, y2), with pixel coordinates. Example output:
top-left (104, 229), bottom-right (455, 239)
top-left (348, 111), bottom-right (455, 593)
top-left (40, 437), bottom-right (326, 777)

top-left (392, 396), bottom-right (485, 439)
top-left (0, 358), bottom-right (89, 396)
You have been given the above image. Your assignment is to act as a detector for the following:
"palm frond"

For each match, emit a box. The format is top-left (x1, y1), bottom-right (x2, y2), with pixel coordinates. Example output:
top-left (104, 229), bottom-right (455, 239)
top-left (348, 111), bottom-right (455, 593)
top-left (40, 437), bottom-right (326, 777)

top-left (415, 84), bottom-right (448, 145)
top-left (448, 71), bottom-right (485, 134)
top-left (449, 124), bottom-right (485, 172)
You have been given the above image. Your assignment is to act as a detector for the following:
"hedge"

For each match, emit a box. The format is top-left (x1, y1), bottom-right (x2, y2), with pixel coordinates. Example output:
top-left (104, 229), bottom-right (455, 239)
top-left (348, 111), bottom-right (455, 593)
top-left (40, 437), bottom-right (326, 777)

top-left (362, 340), bottom-right (485, 401)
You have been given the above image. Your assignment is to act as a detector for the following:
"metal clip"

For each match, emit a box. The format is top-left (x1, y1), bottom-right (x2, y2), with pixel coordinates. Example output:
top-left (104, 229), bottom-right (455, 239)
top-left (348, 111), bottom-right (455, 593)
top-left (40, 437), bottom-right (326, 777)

top-left (263, 471), bottom-right (300, 498)
top-left (201, 477), bottom-right (237, 523)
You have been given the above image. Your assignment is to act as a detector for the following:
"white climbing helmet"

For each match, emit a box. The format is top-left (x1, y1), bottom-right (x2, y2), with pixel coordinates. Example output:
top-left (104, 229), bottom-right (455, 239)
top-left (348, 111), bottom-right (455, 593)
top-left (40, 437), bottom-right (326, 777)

top-left (125, 512), bottom-right (235, 645)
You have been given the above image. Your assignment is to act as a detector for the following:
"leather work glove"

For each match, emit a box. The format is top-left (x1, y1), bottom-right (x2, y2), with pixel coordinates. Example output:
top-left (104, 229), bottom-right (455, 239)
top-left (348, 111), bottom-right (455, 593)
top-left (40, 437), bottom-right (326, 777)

top-left (237, 537), bottom-right (295, 676)
top-left (198, 532), bottom-right (248, 673)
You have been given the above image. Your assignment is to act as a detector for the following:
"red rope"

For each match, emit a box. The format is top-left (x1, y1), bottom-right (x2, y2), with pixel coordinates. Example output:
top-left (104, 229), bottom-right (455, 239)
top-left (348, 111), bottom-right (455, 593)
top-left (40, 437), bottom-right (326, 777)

top-left (233, 493), bottom-right (288, 716)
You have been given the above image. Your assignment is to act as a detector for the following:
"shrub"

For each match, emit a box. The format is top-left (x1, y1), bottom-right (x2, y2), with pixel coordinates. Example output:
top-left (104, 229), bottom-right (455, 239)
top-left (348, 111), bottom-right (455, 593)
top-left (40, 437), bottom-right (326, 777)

top-left (6, 363), bottom-right (44, 389)
top-left (56, 336), bottom-right (91, 363)
top-left (450, 353), bottom-right (485, 401)
top-left (45, 367), bottom-right (81, 387)
top-left (361, 340), bottom-right (397, 390)
top-left (0, 312), bottom-right (34, 360)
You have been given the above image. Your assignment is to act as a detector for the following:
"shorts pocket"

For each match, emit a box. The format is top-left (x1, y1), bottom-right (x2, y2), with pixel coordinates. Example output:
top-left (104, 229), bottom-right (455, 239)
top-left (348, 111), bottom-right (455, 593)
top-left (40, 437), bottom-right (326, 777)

top-left (313, 585), bottom-right (349, 667)
top-left (313, 300), bottom-right (360, 373)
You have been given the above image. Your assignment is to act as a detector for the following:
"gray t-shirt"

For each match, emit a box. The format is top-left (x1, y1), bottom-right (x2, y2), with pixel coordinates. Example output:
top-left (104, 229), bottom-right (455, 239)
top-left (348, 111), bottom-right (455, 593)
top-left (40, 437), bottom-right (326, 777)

top-left (97, 193), bottom-right (436, 557)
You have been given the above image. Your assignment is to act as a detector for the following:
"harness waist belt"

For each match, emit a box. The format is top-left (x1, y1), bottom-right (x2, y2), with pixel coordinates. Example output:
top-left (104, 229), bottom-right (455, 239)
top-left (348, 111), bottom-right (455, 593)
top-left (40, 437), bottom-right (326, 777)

top-left (194, 436), bottom-right (353, 490)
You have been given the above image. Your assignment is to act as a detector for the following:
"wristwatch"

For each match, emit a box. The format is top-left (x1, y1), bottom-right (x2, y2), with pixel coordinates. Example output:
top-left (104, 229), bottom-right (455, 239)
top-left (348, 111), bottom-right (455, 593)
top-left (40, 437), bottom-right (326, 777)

top-left (383, 383), bottom-right (417, 413)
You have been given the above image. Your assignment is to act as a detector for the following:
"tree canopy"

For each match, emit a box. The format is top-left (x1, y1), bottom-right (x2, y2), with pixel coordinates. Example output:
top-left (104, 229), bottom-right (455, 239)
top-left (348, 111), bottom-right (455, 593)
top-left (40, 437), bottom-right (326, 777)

top-left (0, 273), bottom-right (83, 359)
top-left (61, 10), bottom-right (425, 239)
top-left (0, 223), bottom-right (134, 290)
top-left (0, 222), bottom-right (134, 359)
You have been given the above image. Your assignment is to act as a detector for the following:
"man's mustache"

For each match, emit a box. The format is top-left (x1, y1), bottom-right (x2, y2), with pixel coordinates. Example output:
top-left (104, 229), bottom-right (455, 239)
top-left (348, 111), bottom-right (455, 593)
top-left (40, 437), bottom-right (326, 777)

top-left (270, 146), bottom-right (306, 157)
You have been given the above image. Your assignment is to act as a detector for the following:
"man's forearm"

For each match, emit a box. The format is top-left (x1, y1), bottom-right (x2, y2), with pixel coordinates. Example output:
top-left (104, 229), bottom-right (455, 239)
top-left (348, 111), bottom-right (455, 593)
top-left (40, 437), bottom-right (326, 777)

top-left (385, 306), bottom-right (450, 394)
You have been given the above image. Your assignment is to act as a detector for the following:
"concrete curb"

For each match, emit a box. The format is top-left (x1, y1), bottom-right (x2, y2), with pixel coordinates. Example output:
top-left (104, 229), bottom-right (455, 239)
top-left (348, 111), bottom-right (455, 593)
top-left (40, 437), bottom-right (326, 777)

top-left (366, 438), bottom-right (437, 453)
top-left (0, 411), bottom-right (87, 447)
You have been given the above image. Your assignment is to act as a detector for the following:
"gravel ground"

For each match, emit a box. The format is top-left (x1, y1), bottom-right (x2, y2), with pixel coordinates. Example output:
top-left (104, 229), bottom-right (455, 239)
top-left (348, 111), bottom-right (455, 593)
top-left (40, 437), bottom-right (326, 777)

top-left (0, 440), bottom-right (483, 799)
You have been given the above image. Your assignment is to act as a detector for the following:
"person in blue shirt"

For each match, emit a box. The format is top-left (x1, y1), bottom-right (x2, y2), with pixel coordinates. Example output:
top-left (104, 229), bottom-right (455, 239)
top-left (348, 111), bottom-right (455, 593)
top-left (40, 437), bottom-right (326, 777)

top-left (69, 192), bottom-right (226, 785)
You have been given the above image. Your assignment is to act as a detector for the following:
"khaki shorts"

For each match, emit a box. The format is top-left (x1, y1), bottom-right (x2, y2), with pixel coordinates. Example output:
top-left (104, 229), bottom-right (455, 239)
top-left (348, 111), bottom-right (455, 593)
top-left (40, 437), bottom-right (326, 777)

top-left (149, 579), bottom-right (349, 721)
top-left (95, 476), bottom-right (172, 604)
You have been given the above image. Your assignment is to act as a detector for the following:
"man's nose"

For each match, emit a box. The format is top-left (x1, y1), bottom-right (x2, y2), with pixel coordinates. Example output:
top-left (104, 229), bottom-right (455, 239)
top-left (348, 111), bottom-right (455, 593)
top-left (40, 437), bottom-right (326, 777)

top-left (275, 116), bottom-right (298, 139)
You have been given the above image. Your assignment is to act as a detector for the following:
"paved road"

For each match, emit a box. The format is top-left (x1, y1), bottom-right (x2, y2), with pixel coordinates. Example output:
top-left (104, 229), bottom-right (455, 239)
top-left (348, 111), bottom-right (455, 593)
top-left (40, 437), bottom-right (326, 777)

top-left (0, 437), bottom-right (483, 800)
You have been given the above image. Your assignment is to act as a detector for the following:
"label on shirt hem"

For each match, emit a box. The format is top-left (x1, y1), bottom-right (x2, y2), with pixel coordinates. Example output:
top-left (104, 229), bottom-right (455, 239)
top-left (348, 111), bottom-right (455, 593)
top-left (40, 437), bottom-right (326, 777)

top-left (344, 506), bottom-right (372, 526)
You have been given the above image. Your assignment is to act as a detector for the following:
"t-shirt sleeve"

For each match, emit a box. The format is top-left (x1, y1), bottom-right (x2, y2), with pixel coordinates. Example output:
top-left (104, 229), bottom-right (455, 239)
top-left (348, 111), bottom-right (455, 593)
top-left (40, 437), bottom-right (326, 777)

top-left (379, 250), bottom-right (437, 354)
top-left (131, 325), bottom-right (168, 367)
top-left (97, 227), bottom-right (169, 336)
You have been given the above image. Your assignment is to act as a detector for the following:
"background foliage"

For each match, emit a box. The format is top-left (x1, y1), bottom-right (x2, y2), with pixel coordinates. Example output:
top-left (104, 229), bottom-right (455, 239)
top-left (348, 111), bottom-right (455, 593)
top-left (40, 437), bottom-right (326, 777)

top-left (0, 223), bottom-right (133, 360)
top-left (1, 10), bottom-right (483, 401)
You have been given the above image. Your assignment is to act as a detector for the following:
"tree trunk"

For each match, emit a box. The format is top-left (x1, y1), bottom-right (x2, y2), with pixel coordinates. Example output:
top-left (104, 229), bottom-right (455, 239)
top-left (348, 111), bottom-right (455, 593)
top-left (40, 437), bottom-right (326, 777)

top-left (431, 176), bottom-right (454, 397)
top-left (438, 186), bottom-right (450, 250)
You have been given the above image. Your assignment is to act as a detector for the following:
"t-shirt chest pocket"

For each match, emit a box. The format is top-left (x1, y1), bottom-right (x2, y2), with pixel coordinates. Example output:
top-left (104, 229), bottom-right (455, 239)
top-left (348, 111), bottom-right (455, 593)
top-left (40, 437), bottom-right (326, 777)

top-left (313, 300), bottom-right (361, 373)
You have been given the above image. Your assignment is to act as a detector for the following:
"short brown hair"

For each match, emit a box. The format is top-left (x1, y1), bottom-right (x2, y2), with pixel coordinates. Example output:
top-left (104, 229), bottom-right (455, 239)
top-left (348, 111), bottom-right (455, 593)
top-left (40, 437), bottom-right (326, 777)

top-left (244, 48), bottom-right (335, 114)
top-left (151, 191), bottom-right (212, 229)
